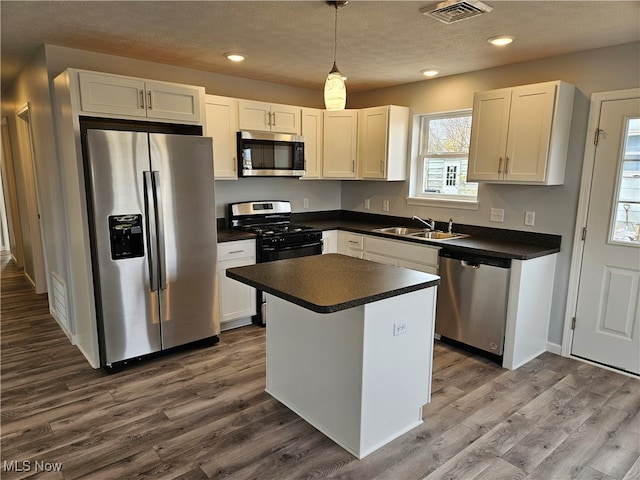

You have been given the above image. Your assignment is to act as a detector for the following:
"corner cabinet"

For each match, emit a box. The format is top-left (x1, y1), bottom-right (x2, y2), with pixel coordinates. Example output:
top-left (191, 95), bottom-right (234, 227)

top-left (217, 240), bottom-right (256, 331)
top-left (205, 95), bottom-right (239, 179)
top-left (358, 106), bottom-right (410, 181)
top-left (323, 110), bottom-right (359, 179)
top-left (467, 80), bottom-right (575, 185)
top-left (238, 100), bottom-right (301, 134)
top-left (77, 70), bottom-right (204, 124)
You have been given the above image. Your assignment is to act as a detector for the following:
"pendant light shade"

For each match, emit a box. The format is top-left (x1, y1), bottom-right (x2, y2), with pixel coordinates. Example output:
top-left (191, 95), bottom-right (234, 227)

top-left (324, 1), bottom-right (348, 111)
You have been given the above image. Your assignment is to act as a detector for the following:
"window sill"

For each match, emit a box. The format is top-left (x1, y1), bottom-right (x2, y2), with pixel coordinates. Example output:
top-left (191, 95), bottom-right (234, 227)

top-left (406, 196), bottom-right (479, 211)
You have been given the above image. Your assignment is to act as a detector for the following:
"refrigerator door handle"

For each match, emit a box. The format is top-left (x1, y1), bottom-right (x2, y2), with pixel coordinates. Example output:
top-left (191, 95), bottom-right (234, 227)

top-left (152, 171), bottom-right (167, 290)
top-left (144, 171), bottom-right (159, 292)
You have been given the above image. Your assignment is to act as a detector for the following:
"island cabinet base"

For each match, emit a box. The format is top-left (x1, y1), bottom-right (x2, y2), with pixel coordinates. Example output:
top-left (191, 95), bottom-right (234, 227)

top-left (265, 287), bottom-right (437, 459)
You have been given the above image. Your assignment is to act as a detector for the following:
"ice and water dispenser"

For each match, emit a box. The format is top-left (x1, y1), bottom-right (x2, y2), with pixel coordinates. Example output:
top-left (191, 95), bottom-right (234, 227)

top-left (108, 214), bottom-right (144, 260)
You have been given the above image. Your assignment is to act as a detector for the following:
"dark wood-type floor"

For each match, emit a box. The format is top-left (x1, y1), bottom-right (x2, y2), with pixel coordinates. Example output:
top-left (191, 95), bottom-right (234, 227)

top-left (1, 253), bottom-right (639, 480)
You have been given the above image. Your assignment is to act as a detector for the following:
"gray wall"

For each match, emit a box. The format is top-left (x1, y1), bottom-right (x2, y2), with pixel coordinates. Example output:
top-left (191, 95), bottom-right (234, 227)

top-left (344, 42), bottom-right (640, 345)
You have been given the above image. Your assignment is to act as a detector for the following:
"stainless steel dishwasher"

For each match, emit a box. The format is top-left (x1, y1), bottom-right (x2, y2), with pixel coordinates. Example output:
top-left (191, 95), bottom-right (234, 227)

top-left (436, 250), bottom-right (511, 357)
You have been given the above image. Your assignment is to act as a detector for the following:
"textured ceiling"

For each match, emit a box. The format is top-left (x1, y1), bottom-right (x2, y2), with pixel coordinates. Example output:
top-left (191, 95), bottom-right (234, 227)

top-left (1, 1), bottom-right (639, 93)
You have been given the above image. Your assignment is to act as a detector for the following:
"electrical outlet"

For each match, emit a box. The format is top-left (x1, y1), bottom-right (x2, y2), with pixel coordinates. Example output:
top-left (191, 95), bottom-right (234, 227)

top-left (393, 320), bottom-right (408, 336)
top-left (382, 200), bottom-right (390, 212)
top-left (303, 198), bottom-right (309, 209)
top-left (364, 198), bottom-right (371, 210)
top-left (525, 211), bottom-right (535, 226)
top-left (490, 208), bottom-right (505, 223)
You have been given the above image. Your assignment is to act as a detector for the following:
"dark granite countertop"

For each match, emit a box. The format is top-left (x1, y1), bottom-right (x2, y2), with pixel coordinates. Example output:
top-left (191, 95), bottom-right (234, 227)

top-left (226, 253), bottom-right (440, 314)
top-left (217, 210), bottom-right (562, 260)
top-left (217, 228), bottom-right (256, 243)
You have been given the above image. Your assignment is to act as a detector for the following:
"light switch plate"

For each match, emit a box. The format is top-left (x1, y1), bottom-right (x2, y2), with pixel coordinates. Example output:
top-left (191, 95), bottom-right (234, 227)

top-left (525, 211), bottom-right (535, 226)
top-left (490, 208), bottom-right (505, 223)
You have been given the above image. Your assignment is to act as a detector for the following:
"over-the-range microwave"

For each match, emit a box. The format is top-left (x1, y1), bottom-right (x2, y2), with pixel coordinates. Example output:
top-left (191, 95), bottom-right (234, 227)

top-left (237, 131), bottom-right (305, 177)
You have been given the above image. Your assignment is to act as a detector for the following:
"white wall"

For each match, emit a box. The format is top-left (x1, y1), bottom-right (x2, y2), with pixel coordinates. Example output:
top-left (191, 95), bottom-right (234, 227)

top-left (344, 42), bottom-right (640, 345)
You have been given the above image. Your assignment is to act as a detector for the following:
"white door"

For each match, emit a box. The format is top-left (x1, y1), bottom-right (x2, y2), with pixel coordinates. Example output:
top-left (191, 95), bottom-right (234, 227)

top-left (571, 93), bottom-right (640, 375)
top-left (16, 104), bottom-right (47, 293)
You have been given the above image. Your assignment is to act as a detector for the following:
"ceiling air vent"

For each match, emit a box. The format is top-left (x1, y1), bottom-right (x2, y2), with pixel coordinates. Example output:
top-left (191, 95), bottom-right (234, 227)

top-left (420, 0), bottom-right (492, 24)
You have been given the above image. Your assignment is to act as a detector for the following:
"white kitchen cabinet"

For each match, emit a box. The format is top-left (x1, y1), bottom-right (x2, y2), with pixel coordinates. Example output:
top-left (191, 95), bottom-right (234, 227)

top-left (323, 110), bottom-right (359, 179)
top-left (358, 105), bottom-right (410, 181)
top-left (301, 108), bottom-right (324, 179)
top-left (238, 100), bottom-right (301, 134)
top-left (468, 80), bottom-right (575, 185)
top-left (363, 235), bottom-right (439, 274)
top-left (77, 70), bottom-right (204, 124)
top-left (337, 231), bottom-right (364, 258)
top-left (322, 230), bottom-right (338, 254)
top-left (217, 240), bottom-right (256, 330)
top-left (205, 95), bottom-right (239, 179)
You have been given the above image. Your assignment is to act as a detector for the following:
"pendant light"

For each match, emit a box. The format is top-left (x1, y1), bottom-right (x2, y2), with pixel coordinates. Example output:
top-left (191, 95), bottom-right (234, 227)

top-left (324, 1), bottom-right (348, 111)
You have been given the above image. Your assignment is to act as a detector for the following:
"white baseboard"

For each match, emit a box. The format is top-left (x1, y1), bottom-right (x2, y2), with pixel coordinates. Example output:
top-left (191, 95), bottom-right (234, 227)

top-left (546, 341), bottom-right (562, 355)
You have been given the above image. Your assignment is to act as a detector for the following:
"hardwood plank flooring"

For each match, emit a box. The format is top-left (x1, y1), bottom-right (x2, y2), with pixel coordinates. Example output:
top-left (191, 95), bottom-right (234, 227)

top-left (1, 253), bottom-right (638, 479)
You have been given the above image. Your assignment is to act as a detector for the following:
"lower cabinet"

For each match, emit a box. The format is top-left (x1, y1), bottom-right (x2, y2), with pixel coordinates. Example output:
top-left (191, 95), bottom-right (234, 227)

top-left (322, 230), bottom-right (338, 254)
top-left (363, 236), bottom-right (439, 274)
top-left (337, 231), bottom-right (364, 258)
top-left (217, 240), bottom-right (256, 331)
top-left (334, 231), bottom-right (440, 274)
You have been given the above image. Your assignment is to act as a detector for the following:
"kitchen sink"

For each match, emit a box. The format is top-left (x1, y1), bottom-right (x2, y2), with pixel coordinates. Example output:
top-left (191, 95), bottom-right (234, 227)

top-left (374, 226), bottom-right (424, 236)
top-left (408, 231), bottom-right (468, 240)
top-left (373, 226), bottom-right (468, 241)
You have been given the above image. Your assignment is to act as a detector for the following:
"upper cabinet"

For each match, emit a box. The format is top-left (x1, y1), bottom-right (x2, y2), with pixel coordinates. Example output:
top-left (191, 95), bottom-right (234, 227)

top-left (358, 105), bottom-right (410, 181)
top-left (77, 70), bottom-right (204, 124)
top-left (301, 108), bottom-right (324, 179)
top-left (323, 110), bottom-right (359, 179)
top-left (238, 100), bottom-right (301, 134)
top-left (205, 95), bottom-right (239, 179)
top-left (468, 80), bottom-right (575, 185)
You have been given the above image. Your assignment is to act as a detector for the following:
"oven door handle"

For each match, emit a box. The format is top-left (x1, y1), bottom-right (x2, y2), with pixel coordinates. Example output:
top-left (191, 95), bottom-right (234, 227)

top-left (261, 241), bottom-right (323, 252)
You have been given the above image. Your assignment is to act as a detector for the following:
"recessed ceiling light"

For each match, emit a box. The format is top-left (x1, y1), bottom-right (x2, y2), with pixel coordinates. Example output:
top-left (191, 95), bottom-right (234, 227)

top-left (421, 69), bottom-right (440, 78)
top-left (225, 53), bottom-right (245, 62)
top-left (487, 35), bottom-right (514, 46)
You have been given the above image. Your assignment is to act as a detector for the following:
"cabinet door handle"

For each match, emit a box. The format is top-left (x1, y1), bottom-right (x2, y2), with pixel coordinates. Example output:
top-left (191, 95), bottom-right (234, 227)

top-left (147, 91), bottom-right (153, 110)
top-left (505, 156), bottom-right (510, 174)
top-left (352, 160), bottom-right (355, 173)
top-left (228, 250), bottom-right (245, 254)
top-left (380, 160), bottom-right (384, 173)
top-left (271, 112), bottom-right (276, 128)
top-left (497, 156), bottom-right (503, 174)
top-left (139, 90), bottom-right (145, 109)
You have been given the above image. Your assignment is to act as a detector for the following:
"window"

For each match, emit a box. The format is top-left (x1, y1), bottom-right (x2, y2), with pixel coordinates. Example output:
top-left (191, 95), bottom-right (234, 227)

top-left (410, 111), bottom-right (478, 205)
top-left (610, 117), bottom-right (640, 245)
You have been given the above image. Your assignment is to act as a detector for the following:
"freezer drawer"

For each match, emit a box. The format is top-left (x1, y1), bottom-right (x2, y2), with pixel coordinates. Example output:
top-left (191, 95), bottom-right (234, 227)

top-left (435, 252), bottom-right (510, 356)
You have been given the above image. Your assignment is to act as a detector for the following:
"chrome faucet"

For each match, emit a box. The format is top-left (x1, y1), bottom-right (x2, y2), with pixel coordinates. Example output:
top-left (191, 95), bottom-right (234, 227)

top-left (448, 218), bottom-right (453, 234)
top-left (412, 215), bottom-right (435, 230)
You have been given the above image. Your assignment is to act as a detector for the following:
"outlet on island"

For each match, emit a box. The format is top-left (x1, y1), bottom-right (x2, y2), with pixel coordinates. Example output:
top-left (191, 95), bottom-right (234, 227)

top-left (383, 200), bottom-right (390, 212)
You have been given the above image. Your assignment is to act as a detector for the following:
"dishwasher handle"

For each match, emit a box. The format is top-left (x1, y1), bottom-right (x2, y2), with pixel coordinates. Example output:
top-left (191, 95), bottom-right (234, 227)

top-left (440, 249), bottom-right (511, 269)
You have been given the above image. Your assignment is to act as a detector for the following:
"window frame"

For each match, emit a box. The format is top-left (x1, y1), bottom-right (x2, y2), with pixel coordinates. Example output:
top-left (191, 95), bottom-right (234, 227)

top-left (407, 109), bottom-right (479, 210)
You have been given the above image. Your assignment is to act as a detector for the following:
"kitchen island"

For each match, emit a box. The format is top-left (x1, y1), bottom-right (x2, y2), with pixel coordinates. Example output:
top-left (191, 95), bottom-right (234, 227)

top-left (227, 253), bottom-right (440, 459)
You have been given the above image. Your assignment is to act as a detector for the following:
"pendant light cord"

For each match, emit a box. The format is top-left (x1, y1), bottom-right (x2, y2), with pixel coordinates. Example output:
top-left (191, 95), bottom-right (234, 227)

top-left (333, 4), bottom-right (338, 64)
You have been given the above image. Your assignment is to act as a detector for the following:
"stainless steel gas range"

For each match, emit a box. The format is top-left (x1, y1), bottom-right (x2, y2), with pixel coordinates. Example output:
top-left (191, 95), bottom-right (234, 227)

top-left (228, 200), bottom-right (323, 325)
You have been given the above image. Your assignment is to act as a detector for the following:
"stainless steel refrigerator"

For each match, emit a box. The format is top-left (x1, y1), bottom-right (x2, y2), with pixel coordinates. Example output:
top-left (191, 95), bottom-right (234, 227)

top-left (84, 128), bottom-right (219, 371)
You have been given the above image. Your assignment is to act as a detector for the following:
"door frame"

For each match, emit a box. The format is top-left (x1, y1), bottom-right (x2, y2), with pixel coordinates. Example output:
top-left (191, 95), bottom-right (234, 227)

top-left (15, 102), bottom-right (48, 293)
top-left (562, 88), bottom-right (640, 366)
